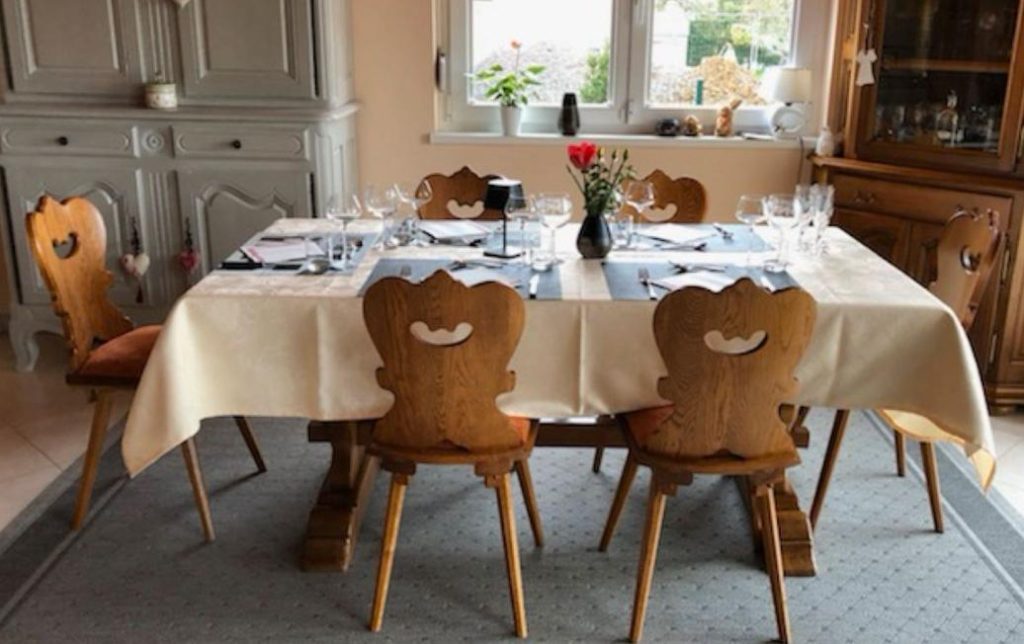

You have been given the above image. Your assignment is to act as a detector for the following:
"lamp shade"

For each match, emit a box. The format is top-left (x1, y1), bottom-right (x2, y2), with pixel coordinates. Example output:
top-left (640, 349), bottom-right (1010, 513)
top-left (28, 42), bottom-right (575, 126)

top-left (484, 178), bottom-right (525, 211)
top-left (762, 67), bottom-right (812, 104)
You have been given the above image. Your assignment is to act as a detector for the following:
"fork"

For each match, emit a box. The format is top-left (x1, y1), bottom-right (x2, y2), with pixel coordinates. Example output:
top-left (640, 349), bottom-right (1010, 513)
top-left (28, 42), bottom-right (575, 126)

top-left (712, 223), bottom-right (735, 240)
top-left (638, 268), bottom-right (658, 301)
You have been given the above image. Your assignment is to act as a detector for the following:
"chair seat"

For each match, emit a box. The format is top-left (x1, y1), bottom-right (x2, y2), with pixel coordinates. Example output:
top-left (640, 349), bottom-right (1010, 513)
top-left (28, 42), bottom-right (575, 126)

top-left (621, 405), bottom-right (800, 475)
top-left (369, 416), bottom-right (535, 465)
top-left (67, 325), bottom-right (161, 386)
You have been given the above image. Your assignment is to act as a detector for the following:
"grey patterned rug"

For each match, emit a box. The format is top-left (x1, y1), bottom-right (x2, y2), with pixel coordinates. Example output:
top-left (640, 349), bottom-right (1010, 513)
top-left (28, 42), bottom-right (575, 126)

top-left (1, 409), bottom-right (1023, 643)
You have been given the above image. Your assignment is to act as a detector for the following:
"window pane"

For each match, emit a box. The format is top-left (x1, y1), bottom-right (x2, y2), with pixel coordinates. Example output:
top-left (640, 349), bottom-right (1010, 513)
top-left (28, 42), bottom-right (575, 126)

top-left (470, 0), bottom-right (615, 105)
top-left (648, 0), bottom-right (795, 107)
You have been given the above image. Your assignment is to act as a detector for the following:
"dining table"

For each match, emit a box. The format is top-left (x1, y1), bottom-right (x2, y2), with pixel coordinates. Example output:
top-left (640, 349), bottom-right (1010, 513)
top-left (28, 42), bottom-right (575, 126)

top-left (120, 216), bottom-right (996, 576)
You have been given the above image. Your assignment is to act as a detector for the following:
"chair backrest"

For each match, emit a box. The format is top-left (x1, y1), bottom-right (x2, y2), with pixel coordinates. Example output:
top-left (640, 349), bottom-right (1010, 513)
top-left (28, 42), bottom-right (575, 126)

top-left (643, 279), bottom-right (816, 464)
top-left (25, 196), bottom-right (133, 372)
top-left (363, 270), bottom-right (526, 451)
top-left (623, 170), bottom-right (707, 223)
top-left (417, 166), bottom-right (504, 221)
top-left (929, 209), bottom-right (1001, 330)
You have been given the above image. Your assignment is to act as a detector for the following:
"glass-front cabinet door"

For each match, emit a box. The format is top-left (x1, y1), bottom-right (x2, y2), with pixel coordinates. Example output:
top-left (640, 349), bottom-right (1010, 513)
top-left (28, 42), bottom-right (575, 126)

top-left (855, 0), bottom-right (1024, 173)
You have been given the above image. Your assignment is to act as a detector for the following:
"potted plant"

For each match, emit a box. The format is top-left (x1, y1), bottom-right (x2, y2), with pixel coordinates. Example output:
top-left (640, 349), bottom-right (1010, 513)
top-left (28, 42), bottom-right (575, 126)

top-left (566, 141), bottom-right (634, 258)
top-left (472, 40), bottom-right (545, 136)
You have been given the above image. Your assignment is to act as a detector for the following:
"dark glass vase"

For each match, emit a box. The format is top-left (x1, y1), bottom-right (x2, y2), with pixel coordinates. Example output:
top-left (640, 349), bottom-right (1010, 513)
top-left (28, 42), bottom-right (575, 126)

top-left (558, 93), bottom-right (580, 136)
top-left (576, 211), bottom-right (613, 259)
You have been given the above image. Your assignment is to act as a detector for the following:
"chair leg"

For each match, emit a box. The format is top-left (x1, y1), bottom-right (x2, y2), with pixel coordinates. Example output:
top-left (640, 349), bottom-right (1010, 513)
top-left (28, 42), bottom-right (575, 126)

top-left (181, 437), bottom-right (215, 542)
top-left (514, 460), bottom-right (544, 548)
top-left (369, 472), bottom-right (409, 632)
top-left (592, 447), bottom-right (605, 473)
top-left (629, 481), bottom-right (668, 643)
top-left (919, 442), bottom-right (945, 534)
top-left (496, 472), bottom-right (528, 639)
top-left (809, 409), bottom-right (850, 530)
top-left (757, 484), bottom-right (792, 644)
top-left (894, 431), bottom-right (907, 477)
top-left (599, 453), bottom-right (638, 552)
top-left (233, 416), bottom-right (267, 473)
top-left (71, 390), bottom-right (114, 530)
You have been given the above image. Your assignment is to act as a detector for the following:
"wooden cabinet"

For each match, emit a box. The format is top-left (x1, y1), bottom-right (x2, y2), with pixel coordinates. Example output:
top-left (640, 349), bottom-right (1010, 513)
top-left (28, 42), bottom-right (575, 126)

top-left (832, 209), bottom-right (911, 267)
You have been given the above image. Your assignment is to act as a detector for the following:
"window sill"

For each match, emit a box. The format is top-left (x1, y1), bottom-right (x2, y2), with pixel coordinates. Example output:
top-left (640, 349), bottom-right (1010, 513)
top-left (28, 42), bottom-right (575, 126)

top-left (429, 131), bottom-right (811, 150)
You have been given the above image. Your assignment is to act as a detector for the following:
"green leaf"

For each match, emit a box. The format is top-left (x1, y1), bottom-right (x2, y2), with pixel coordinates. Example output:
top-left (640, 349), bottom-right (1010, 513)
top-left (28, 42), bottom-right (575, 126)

top-left (525, 64), bottom-right (547, 75)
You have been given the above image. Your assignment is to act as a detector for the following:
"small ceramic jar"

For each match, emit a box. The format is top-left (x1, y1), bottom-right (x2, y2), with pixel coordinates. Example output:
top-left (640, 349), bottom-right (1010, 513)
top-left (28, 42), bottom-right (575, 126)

top-left (145, 83), bottom-right (178, 110)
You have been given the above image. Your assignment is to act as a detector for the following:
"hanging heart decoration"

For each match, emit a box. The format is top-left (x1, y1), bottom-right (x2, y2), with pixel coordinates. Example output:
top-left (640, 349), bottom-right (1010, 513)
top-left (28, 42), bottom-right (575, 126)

top-left (120, 217), bottom-right (148, 303)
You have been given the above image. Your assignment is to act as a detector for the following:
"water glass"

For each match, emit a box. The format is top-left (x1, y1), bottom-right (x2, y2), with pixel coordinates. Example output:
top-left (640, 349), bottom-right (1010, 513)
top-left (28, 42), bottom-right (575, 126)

top-left (811, 184), bottom-right (835, 255)
top-left (506, 195), bottom-right (536, 264)
top-left (325, 194), bottom-right (362, 269)
top-left (735, 194), bottom-right (767, 266)
top-left (364, 185), bottom-right (398, 250)
top-left (395, 180), bottom-right (433, 247)
top-left (613, 213), bottom-right (635, 249)
top-left (794, 184), bottom-right (815, 251)
top-left (764, 194), bottom-right (798, 273)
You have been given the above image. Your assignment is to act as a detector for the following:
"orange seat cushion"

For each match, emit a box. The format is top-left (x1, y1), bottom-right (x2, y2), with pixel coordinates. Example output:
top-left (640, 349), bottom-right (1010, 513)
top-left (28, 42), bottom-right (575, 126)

top-left (622, 405), bottom-right (675, 445)
top-left (509, 415), bottom-right (532, 444)
top-left (74, 325), bottom-right (162, 382)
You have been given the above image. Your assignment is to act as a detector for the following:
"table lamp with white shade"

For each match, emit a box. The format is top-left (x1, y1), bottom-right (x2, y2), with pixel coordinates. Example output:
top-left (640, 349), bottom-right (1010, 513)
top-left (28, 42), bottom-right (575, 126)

top-left (762, 67), bottom-right (813, 139)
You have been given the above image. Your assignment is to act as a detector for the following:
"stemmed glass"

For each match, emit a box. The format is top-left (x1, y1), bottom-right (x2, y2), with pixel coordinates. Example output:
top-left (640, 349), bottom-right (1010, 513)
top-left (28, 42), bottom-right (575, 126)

top-left (364, 185), bottom-right (398, 250)
top-left (624, 180), bottom-right (655, 221)
top-left (735, 194), bottom-right (767, 267)
top-left (395, 180), bottom-right (433, 247)
top-left (506, 194), bottom-right (536, 265)
top-left (325, 194), bottom-right (362, 270)
top-left (535, 193), bottom-right (572, 268)
top-left (811, 184), bottom-right (835, 254)
top-left (764, 194), bottom-right (799, 273)
top-left (794, 185), bottom-right (815, 251)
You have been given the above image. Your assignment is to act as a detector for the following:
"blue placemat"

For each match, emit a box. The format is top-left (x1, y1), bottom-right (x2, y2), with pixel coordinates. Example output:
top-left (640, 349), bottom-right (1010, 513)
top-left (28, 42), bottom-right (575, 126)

top-left (602, 261), bottom-right (799, 301)
top-left (219, 232), bottom-right (373, 275)
top-left (632, 223), bottom-right (772, 253)
top-left (358, 258), bottom-right (561, 300)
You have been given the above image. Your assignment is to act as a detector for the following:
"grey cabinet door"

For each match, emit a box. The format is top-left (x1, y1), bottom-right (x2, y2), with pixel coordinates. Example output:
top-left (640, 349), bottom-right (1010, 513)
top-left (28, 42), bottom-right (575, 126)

top-left (1, 0), bottom-right (142, 97)
top-left (177, 168), bottom-right (312, 274)
top-left (4, 166), bottom-right (149, 308)
top-left (177, 0), bottom-right (316, 100)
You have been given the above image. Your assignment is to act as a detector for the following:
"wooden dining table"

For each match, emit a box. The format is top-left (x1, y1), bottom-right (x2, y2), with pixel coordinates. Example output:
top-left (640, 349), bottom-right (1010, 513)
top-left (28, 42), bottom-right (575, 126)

top-left (120, 217), bottom-right (996, 577)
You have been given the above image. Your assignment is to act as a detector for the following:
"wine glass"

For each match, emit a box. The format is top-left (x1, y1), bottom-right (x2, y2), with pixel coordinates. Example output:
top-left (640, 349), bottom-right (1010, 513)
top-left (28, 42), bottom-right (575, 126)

top-left (624, 180), bottom-right (655, 220)
top-left (811, 184), bottom-right (835, 255)
top-left (764, 194), bottom-right (799, 273)
top-left (395, 180), bottom-right (433, 247)
top-left (364, 185), bottom-right (398, 250)
top-left (794, 184), bottom-right (814, 251)
top-left (506, 194), bottom-right (536, 265)
top-left (535, 193), bottom-right (572, 268)
top-left (735, 194), bottom-right (767, 267)
top-left (325, 194), bottom-right (362, 269)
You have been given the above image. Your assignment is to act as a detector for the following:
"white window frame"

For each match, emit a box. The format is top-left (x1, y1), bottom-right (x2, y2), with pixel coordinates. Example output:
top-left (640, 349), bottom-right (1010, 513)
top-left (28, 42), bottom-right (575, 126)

top-left (437, 0), bottom-right (829, 137)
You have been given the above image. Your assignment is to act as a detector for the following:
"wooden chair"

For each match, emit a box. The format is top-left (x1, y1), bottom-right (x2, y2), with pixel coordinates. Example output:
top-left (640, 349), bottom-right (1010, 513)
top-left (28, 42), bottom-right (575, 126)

top-left (417, 166), bottom-right (504, 221)
top-left (620, 169), bottom-right (707, 223)
top-left (598, 279), bottom-right (816, 643)
top-left (809, 209), bottom-right (1002, 533)
top-left (25, 196), bottom-right (266, 539)
top-left (361, 270), bottom-right (543, 638)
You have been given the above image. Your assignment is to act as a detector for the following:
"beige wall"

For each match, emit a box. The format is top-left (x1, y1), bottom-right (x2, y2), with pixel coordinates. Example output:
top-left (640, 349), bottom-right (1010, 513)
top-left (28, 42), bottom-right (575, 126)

top-left (351, 0), bottom-right (818, 221)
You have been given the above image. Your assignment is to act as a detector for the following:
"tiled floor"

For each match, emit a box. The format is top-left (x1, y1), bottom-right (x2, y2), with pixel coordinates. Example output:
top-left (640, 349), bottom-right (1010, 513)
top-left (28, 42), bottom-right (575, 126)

top-left (1, 328), bottom-right (1024, 534)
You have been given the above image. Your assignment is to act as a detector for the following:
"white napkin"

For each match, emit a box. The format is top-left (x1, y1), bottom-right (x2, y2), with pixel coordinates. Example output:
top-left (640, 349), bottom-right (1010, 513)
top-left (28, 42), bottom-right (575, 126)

top-left (640, 225), bottom-right (711, 246)
top-left (451, 267), bottom-right (519, 287)
top-left (653, 270), bottom-right (737, 293)
top-left (419, 220), bottom-right (490, 241)
top-left (242, 238), bottom-right (324, 264)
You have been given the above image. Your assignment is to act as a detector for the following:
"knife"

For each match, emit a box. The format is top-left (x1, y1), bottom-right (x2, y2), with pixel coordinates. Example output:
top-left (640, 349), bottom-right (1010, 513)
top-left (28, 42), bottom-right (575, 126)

top-left (528, 273), bottom-right (540, 299)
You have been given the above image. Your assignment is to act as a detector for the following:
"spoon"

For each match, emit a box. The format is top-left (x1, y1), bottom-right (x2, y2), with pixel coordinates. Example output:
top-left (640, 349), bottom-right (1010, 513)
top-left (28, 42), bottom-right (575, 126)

top-left (297, 257), bottom-right (331, 275)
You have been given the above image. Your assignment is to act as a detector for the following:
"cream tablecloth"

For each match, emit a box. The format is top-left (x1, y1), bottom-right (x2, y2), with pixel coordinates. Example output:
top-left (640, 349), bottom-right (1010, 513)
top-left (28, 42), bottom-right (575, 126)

top-left (121, 219), bottom-right (996, 487)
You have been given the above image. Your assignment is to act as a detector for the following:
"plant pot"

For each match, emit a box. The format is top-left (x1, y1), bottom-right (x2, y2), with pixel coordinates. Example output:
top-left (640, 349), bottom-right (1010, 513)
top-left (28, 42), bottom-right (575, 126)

top-left (576, 211), bottom-right (613, 259)
top-left (501, 105), bottom-right (523, 136)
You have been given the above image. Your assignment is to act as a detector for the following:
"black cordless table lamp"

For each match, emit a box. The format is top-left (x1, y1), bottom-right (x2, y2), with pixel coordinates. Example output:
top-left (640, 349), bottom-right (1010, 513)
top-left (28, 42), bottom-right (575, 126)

top-left (483, 178), bottom-right (524, 259)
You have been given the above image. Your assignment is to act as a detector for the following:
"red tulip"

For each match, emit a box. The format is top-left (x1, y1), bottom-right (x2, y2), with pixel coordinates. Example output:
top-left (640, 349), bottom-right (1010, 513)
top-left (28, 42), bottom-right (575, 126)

top-left (568, 141), bottom-right (598, 170)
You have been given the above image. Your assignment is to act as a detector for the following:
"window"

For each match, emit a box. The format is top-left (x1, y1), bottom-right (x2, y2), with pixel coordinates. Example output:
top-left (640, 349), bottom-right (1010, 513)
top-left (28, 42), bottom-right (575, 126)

top-left (439, 0), bottom-right (826, 136)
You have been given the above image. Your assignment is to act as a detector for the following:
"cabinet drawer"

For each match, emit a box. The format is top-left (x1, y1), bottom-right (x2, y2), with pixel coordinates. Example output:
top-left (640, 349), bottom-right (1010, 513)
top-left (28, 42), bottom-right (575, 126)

top-left (172, 126), bottom-right (309, 160)
top-left (0, 123), bottom-right (137, 157)
top-left (833, 174), bottom-right (1012, 225)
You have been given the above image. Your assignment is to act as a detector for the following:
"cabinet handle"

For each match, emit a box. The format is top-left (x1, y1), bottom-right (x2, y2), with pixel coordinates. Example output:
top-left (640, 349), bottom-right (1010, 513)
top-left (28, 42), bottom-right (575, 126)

top-left (231, 139), bottom-right (243, 150)
top-left (56, 136), bottom-right (69, 146)
top-left (853, 190), bottom-right (877, 206)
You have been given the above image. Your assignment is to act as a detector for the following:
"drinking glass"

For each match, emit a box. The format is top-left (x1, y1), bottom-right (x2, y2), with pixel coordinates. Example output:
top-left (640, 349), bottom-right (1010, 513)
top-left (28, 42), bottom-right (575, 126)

top-left (535, 193), bottom-right (572, 268)
top-left (364, 185), bottom-right (398, 250)
top-left (764, 194), bottom-right (799, 273)
top-left (811, 184), bottom-right (835, 255)
top-left (325, 194), bottom-right (362, 269)
top-left (613, 213), bottom-right (635, 249)
top-left (735, 194), bottom-right (767, 267)
top-left (395, 180), bottom-right (433, 247)
top-left (506, 194), bottom-right (536, 264)
top-left (624, 180), bottom-right (655, 220)
top-left (794, 184), bottom-right (814, 251)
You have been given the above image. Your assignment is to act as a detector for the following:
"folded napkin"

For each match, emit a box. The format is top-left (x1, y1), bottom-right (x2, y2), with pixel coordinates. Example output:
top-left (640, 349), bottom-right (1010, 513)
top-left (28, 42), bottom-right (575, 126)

top-left (639, 225), bottom-right (711, 246)
top-left (419, 220), bottom-right (491, 241)
top-left (450, 266), bottom-right (519, 287)
top-left (241, 238), bottom-right (324, 264)
top-left (653, 270), bottom-right (737, 293)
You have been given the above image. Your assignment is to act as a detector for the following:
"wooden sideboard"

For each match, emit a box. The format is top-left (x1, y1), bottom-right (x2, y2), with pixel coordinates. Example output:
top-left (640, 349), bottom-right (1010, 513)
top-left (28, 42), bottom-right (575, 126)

top-left (0, 0), bottom-right (358, 371)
